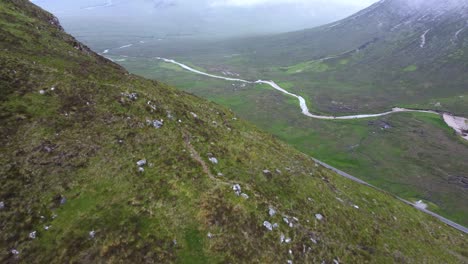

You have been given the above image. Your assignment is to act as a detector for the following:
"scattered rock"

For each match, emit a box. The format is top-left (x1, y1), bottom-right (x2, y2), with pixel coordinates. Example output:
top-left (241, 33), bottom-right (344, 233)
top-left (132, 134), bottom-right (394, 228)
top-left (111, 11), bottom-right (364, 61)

top-left (263, 170), bottom-right (272, 176)
top-left (122, 92), bottom-right (138, 101)
top-left (217, 173), bottom-right (224, 177)
top-left (50, 86), bottom-right (55, 91)
top-left (207, 232), bottom-right (213, 239)
top-left (241, 193), bottom-right (249, 199)
top-left (137, 159), bottom-right (147, 167)
top-left (269, 207), bottom-right (276, 217)
top-left (52, 214), bottom-right (58, 219)
top-left (138, 167), bottom-right (145, 173)
top-left (209, 157), bottom-right (218, 164)
top-left (0, 201), bottom-right (4, 209)
top-left (283, 217), bottom-right (290, 224)
top-left (272, 223), bottom-right (279, 229)
top-left (288, 249), bottom-right (293, 255)
top-left (11, 249), bottom-right (19, 255)
top-left (190, 112), bottom-right (198, 119)
top-left (353, 205), bottom-right (360, 209)
top-left (285, 238), bottom-right (292, 243)
top-left (263, 221), bottom-right (273, 231)
top-left (39, 89), bottom-right (46, 95)
top-left (29, 231), bottom-right (37, 239)
top-left (275, 169), bottom-right (282, 174)
top-left (315, 214), bottom-right (324, 221)
top-left (147, 101), bottom-right (157, 111)
top-left (173, 239), bottom-right (177, 246)
top-left (287, 260), bottom-right (293, 264)
top-left (151, 120), bottom-right (164, 129)
top-left (89, 230), bottom-right (96, 239)
top-left (44, 226), bottom-right (51, 231)
top-left (280, 233), bottom-right (285, 243)
top-left (333, 259), bottom-right (340, 264)
top-left (232, 184), bottom-right (242, 196)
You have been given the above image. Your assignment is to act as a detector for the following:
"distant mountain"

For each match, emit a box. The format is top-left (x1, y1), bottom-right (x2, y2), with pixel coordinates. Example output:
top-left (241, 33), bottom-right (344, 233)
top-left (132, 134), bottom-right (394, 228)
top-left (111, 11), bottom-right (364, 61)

top-left (33, 0), bottom-right (376, 41)
top-left (169, 0), bottom-right (468, 115)
top-left (1, 0), bottom-right (467, 262)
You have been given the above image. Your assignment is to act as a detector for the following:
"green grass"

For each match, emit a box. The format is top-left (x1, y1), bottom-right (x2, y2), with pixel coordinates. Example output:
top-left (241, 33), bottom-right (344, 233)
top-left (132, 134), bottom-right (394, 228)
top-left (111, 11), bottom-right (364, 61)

top-left (403, 64), bottom-right (418, 72)
top-left (1, 1), bottom-right (467, 263)
top-left (125, 57), bottom-right (468, 226)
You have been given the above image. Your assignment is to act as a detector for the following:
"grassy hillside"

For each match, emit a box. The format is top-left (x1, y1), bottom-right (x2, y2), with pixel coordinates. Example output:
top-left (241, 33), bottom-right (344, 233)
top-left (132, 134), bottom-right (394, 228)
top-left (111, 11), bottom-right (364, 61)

top-left (116, 56), bottom-right (468, 226)
top-left (0, 1), bottom-right (467, 263)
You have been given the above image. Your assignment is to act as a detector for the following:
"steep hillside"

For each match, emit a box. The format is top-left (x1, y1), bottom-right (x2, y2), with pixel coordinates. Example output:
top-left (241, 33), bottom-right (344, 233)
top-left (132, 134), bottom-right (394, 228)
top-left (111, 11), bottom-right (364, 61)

top-left (0, 1), bottom-right (467, 263)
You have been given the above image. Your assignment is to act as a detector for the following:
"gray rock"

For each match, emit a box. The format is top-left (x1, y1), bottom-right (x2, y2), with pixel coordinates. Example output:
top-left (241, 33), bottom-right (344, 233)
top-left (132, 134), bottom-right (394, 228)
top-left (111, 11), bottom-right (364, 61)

top-left (269, 207), bottom-right (276, 217)
top-left (280, 233), bottom-right (285, 243)
top-left (44, 225), bottom-right (51, 231)
top-left (152, 120), bottom-right (163, 129)
top-left (207, 232), bottom-right (213, 238)
top-left (60, 196), bottom-right (67, 205)
top-left (287, 260), bottom-right (293, 264)
top-left (138, 167), bottom-right (145, 173)
top-left (263, 221), bottom-right (273, 231)
top-left (263, 170), bottom-right (272, 175)
top-left (0, 201), bottom-right (4, 209)
top-left (315, 214), bottom-right (324, 221)
top-left (39, 90), bottom-right (46, 95)
top-left (89, 230), bottom-right (96, 239)
top-left (285, 237), bottom-right (292, 243)
top-left (241, 193), bottom-right (249, 199)
top-left (29, 231), bottom-right (37, 239)
top-left (209, 157), bottom-right (218, 164)
top-left (137, 159), bottom-right (147, 167)
top-left (232, 184), bottom-right (242, 196)
top-left (11, 249), bottom-right (19, 255)
top-left (272, 223), bottom-right (279, 229)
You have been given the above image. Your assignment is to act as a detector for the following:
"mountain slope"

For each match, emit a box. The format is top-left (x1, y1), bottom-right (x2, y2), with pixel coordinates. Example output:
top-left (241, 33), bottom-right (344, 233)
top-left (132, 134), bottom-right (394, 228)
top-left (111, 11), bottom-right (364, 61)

top-left (0, 1), bottom-right (467, 263)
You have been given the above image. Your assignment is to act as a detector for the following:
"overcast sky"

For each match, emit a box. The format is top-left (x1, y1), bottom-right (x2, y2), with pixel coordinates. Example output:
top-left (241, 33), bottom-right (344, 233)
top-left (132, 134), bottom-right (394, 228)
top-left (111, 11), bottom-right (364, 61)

top-left (209, 0), bottom-right (379, 8)
top-left (31, 0), bottom-right (381, 41)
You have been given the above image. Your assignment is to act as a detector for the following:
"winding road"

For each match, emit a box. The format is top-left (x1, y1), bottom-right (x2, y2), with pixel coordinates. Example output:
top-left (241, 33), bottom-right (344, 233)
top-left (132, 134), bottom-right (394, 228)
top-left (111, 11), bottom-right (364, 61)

top-left (156, 57), bottom-right (440, 120)
top-left (156, 57), bottom-right (468, 134)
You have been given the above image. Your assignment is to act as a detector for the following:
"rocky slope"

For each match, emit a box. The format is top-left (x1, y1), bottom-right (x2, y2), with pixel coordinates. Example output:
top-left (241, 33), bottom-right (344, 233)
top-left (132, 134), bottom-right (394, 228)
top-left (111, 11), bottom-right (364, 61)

top-left (0, 1), bottom-right (467, 263)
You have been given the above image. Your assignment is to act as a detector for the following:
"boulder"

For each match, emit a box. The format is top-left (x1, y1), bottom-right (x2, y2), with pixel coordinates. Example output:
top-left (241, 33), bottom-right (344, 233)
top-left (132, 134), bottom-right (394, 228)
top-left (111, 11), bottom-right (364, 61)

top-left (232, 184), bottom-right (241, 196)
top-left (137, 159), bottom-right (147, 167)
top-left (263, 221), bottom-right (273, 231)
top-left (315, 214), bottom-right (324, 221)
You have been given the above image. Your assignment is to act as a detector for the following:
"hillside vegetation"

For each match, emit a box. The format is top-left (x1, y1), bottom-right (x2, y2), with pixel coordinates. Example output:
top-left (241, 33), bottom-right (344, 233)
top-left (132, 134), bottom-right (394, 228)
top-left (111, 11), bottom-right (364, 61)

top-left (0, 1), bottom-right (466, 263)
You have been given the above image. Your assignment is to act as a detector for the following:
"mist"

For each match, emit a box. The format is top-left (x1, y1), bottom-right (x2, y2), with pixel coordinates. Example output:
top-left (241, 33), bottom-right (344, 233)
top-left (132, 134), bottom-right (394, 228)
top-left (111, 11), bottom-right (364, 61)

top-left (32, 0), bottom-right (379, 43)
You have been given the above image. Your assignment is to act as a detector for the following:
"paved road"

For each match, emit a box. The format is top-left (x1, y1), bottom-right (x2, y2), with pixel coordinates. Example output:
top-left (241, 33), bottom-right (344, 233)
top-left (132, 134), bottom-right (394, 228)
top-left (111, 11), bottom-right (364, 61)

top-left (312, 158), bottom-right (468, 234)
